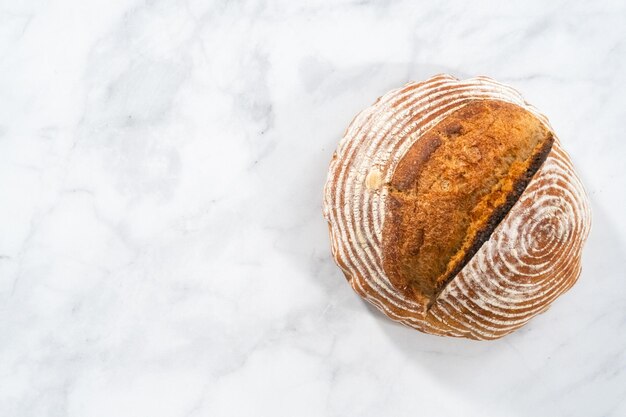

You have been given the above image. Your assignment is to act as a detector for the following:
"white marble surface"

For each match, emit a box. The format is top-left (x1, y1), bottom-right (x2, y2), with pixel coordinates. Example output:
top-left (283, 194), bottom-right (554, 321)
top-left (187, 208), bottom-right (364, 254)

top-left (1, 0), bottom-right (625, 416)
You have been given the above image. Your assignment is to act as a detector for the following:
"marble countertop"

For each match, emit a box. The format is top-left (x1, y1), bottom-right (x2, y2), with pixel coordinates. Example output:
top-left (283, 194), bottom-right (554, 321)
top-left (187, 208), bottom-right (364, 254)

top-left (1, 1), bottom-right (625, 416)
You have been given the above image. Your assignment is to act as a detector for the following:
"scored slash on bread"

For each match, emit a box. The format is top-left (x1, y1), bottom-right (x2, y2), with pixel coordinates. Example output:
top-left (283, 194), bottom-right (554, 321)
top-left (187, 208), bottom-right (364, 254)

top-left (323, 75), bottom-right (591, 340)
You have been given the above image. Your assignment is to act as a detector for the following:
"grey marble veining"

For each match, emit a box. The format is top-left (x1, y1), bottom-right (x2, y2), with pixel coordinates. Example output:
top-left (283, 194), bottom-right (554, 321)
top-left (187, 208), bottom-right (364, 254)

top-left (1, 0), bottom-right (625, 416)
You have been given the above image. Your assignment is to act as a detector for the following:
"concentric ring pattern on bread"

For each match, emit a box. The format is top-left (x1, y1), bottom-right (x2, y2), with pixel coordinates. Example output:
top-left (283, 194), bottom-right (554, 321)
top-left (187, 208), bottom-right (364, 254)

top-left (323, 74), bottom-right (591, 340)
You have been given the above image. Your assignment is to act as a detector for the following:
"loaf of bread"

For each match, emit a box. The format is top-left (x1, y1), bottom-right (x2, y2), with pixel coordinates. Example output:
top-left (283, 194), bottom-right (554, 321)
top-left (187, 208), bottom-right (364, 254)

top-left (323, 75), bottom-right (591, 340)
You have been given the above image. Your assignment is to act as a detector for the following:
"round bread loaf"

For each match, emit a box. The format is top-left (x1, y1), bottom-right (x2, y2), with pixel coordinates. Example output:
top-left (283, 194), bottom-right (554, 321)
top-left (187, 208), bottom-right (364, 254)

top-left (323, 74), bottom-right (591, 340)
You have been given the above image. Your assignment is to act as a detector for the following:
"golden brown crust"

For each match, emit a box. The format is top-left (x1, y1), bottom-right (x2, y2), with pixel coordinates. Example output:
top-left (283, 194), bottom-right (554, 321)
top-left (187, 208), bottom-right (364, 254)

top-left (381, 101), bottom-right (554, 303)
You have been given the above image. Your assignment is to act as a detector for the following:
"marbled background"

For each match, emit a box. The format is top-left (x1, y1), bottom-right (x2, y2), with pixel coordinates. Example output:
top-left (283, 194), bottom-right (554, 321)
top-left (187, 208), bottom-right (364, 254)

top-left (1, 0), bottom-right (625, 416)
